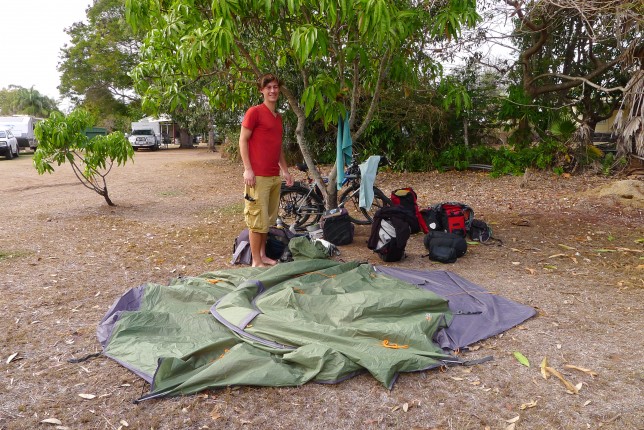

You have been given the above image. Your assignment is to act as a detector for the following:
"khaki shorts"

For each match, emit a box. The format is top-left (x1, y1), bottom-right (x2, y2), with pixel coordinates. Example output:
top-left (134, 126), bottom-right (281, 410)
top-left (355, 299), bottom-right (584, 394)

top-left (244, 176), bottom-right (282, 233)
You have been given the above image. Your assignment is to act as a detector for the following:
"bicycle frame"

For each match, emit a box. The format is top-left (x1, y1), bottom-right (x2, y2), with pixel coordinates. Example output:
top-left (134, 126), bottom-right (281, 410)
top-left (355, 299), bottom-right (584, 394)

top-left (279, 157), bottom-right (389, 228)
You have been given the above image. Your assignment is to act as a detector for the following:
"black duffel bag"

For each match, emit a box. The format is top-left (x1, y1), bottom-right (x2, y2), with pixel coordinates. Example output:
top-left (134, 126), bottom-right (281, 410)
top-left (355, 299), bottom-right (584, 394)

top-left (321, 208), bottom-right (354, 246)
top-left (423, 230), bottom-right (467, 263)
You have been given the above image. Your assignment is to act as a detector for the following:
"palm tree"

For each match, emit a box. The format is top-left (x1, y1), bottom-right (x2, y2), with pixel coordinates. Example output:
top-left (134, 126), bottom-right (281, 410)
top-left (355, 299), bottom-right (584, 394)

top-left (615, 70), bottom-right (644, 158)
top-left (14, 86), bottom-right (58, 118)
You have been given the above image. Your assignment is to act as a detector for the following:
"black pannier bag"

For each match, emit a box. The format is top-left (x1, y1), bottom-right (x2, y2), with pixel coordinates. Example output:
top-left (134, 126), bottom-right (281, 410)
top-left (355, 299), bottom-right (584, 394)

top-left (232, 227), bottom-right (294, 265)
top-left (367, 206), bottom-right (415, 262)
top-left (321, 208), bottom-right (354, 246)
top-left (420, 206), bottom-right (442, 231)
top-left (423, 230), bottom-right (467, 263)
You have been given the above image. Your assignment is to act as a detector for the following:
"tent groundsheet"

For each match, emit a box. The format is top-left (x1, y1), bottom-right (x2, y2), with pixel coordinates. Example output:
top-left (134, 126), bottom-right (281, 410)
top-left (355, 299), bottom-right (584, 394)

top-left (97, 260), bottom-right (535, 401)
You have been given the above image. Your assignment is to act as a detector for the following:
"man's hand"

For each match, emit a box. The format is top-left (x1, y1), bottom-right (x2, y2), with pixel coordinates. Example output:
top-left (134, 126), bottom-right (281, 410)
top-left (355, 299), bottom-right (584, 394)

top-left (283, 171), bottom-right (294, 187)
top-left (243, 168), bottom-right (256, 187)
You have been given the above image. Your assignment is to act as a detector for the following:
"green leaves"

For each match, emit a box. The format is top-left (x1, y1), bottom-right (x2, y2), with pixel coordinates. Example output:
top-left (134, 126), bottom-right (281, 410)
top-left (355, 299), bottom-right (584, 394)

top-left (513, 351), bottom-right (530, 367)
top-left (124, 0), bottom-right (480, 165)
top-left (430, 0), bottom-right (480, 40)
top-left (33, 109), bottom-right (133, 206)
top-left (290, 25), bottom-right (328, 64)
top-left (440, 79), bottom-right (472, 118)
top-left (357, 0), bottom-right (393, 43)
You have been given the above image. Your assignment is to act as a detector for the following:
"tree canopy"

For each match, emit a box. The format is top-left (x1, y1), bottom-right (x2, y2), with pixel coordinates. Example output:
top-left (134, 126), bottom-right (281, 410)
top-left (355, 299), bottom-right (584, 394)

top-left (58, 0), bottom-right (142, 129)
top-left (0, 85), bottom-right (59, 118)
top-left (125, 0), bottom-right (479, 204)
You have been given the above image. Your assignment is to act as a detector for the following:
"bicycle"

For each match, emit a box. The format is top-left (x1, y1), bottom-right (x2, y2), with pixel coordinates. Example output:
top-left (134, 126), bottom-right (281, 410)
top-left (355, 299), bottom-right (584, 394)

top-left (279, 157), bottom-right (391, 230)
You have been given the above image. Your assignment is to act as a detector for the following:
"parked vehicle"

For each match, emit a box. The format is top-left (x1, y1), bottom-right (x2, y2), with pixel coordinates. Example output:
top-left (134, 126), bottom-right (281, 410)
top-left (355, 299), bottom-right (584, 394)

top-left (0, 116), bottom-right (39, 150)
top-left (128, 120), bottom-right (161, 150)
top-left (0, 129), bottom-right (20, 159)
top-left (128, 117), bottom-right (179, 150)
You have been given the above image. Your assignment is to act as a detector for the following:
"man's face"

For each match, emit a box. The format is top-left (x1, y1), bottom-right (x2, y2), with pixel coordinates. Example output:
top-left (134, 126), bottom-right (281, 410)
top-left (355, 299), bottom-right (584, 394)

top-left (260, 80), bottom-right (280, 103)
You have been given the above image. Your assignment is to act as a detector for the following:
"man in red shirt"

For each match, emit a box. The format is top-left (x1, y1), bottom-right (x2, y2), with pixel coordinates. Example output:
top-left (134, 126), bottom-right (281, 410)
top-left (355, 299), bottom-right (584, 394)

top-left (239, 74), bottom-right (294, 267)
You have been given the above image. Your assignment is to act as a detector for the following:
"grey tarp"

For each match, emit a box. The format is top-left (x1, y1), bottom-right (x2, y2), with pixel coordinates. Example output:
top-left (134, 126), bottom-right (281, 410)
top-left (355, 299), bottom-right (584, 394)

top-left (98, 260), bottom-right (534, 401)
top-left (373, 267), bottom-right (537, 350)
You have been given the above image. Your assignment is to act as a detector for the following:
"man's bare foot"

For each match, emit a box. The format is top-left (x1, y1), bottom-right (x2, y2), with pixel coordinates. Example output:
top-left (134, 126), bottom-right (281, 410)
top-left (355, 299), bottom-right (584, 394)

top-left (252, 262), bottom-right (268, 268)
top-left (261, 257), bottom-right (278, 266)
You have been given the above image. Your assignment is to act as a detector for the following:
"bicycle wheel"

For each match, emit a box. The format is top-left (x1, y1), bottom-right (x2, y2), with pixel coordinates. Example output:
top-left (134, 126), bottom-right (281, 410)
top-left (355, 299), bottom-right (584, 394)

top-left (339, 184), bottom-right (391, 225)
top-left (278, 186), bottom-right (324, 230)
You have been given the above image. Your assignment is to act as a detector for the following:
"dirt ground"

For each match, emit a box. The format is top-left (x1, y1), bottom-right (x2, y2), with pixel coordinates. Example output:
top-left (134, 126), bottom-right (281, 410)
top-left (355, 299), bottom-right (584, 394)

top-left (1, 146), bottom-right (642, 430)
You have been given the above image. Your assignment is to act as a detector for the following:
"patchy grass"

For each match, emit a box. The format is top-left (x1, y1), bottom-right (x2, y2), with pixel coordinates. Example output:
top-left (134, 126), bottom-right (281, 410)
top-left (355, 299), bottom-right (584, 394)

top-left (0, 250), bottom-right (30, 260)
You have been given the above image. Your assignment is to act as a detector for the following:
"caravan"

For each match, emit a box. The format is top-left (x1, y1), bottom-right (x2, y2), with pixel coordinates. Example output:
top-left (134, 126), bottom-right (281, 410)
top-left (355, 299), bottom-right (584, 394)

top-left (0, 116), bottom-right (39, 150)
top-left (128, 116), bottom-right (176, 150)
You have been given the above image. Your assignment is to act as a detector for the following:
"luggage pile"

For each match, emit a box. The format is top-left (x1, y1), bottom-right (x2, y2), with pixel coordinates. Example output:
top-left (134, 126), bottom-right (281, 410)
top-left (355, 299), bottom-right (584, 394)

top-left (232, 187), bottom-right (499, 266)
top-left (367, 188), bottom-right (500, 264)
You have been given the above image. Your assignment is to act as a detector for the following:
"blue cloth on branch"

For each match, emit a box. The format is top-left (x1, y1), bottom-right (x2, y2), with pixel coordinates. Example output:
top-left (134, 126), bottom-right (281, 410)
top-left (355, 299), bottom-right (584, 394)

top-left (336, 112), bottom-right (352, 190)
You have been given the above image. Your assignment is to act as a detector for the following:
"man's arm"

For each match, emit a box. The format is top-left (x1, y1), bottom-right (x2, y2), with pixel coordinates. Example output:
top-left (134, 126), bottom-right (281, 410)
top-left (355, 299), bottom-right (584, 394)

top-left (239, 126), bottom-right (256, 187)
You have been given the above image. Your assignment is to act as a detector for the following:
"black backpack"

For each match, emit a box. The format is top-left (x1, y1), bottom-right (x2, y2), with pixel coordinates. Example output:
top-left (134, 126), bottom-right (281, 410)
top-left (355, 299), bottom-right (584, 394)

top-left (423, 231), bottom-right (468, 263)
top-left (367, 206), bottom-right (415, 262)
top-left (231, 227), bottom-right (294, 265)
top-left (321, 208), bottom-right (354, 246)
top-left (469, 219), bottom-right (502, 245)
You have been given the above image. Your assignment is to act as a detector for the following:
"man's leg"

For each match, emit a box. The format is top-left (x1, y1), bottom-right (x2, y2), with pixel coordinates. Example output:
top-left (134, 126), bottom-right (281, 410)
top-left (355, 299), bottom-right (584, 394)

top-left (259, 176), bottom-right (282, 266)
top-left (249, 231), bottom-right (267, 267)
top-left (259, 233), bottom-right (277, 266)
top-left (249, 231), bottom-right (276, 267)
top-left (246, 177), bottom-right (278, 267)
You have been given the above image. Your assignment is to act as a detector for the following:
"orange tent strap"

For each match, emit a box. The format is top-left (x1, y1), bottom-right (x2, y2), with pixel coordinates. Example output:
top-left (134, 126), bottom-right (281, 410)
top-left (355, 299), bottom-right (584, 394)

top-left (381, 339), bottom-right (409, 349)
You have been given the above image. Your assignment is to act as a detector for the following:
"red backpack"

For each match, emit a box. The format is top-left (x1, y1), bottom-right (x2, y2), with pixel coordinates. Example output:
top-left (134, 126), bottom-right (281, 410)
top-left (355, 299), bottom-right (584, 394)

top-left (420, 202), bottom-right (474, 238)
top-left (390, 188), bottom-right (429, 234)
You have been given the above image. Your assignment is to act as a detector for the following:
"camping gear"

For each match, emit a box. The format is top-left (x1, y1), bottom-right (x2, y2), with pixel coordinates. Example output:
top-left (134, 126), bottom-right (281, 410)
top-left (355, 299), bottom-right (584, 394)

top-left (321, 208), bottom-right (354, 245)
top-left (367, 206), bottom-right (415, 262)
top-left (421, 202), bottom-right (474, 237)
top-left (420, 206), bottom-right (441, 231)
top-left (373, 266), bottom-right (536, 350)
top-left (231, 227), bottom-right (294, 265)
top-left (440, 204), bottom-right (467, 237)
top-left (97, 261), bottom-right (536, 401)
top-left (423, 230), bottom-right (468, 263)
top-left (390, 188), bottom-right (428, 234)
top-left (306, 223), bottom-right (323, 240)
top-left (288, 236), bottom-right (338, 259)
top-left (469, 219), bottom-right (502, 244)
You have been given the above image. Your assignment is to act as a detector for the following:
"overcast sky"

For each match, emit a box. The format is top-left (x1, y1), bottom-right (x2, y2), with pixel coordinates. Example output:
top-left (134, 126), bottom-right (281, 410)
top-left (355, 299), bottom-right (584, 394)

top-left (1, 0), bottom-right (92, 103)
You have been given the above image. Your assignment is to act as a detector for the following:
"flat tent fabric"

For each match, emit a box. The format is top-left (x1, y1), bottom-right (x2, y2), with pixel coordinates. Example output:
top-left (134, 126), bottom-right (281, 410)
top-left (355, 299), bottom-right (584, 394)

top-left (98, 261), bottom-right (536, 401)
top-left (336, 112), bottom-right (352, 190)
top-left (373, 266), bottom-right (537, 350)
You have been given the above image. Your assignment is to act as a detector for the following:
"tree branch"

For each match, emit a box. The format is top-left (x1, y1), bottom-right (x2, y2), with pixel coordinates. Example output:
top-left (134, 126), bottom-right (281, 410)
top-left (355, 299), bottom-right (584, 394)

top-left (353, 48), bottom-right (391, 142)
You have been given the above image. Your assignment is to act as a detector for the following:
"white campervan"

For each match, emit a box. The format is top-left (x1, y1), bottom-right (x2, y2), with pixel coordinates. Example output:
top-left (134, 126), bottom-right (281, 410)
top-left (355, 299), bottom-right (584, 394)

top-left (0, 116), bottom-right (39, 150)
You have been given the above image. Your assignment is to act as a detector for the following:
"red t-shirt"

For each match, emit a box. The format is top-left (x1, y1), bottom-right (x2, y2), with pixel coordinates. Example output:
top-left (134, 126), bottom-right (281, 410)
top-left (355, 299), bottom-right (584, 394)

top-left (242, 104), bottom-right (283, 177)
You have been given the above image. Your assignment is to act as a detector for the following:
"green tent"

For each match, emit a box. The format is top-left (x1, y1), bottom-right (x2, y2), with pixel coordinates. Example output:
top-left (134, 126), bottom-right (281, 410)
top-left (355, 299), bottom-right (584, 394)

top-left (100, 260), bottom-right (456, 400)
top-left (98, 259), bottom-right (535, 401)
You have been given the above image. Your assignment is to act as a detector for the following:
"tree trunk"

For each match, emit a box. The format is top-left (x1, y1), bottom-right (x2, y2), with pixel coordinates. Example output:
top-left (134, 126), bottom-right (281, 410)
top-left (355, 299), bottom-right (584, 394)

top-left (463, 117), bottom-right (470, 147)
top-left (280, 85), bottom-right (331, 208)
top-left (101, 188), bottom-right (116, 206)
top-left (178, 127), bottom-right (192, 148)
top-left (208, 116), bottom-right (216, 151)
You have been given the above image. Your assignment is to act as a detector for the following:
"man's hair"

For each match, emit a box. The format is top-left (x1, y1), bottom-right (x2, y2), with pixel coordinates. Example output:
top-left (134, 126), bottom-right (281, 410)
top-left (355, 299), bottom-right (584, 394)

top-left (258, 73), bottom-right (281, 90)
